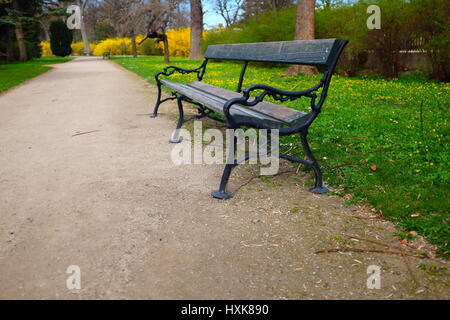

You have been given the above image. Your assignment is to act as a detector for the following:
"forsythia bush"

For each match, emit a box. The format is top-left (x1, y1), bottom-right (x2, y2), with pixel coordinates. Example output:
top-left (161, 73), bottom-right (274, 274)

top-left (40, 41), bottom-right (97, 56)
top-left (71, 41), bottom-right (97, 55)
top-left (39, 31), bottom-right (209, 57)
top-left (157, 28), bottom-right (209, 57)
top-left (39, 41), bottom-right (52, 56)
top-left (136, 35), bottom-right (147, 53)
top-left (93, 35), bottom-right (147, 56)
top-left (159, 28), bottom-right (190, 57)
top-left (93, 38), bottom-right (131, 56)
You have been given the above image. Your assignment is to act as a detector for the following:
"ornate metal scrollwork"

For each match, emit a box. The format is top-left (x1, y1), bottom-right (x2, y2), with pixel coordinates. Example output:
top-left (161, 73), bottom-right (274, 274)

top-left (161, 60), bottom-right (208, 81)
top-left (238, 75), bottom-right (327, 111)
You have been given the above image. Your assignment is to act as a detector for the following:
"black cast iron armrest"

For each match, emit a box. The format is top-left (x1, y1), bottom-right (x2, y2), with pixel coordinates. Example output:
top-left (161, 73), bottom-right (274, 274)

top-left (156, 60), bottom-right (208, 82)
top-left (223, 74), bottom-right (328, 125)
top-left (241, 81), bottom-right (324, 102)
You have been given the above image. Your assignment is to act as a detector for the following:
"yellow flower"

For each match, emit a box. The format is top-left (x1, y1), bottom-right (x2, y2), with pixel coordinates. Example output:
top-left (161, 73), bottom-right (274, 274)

top-left (39, 41), bottom-right (52, 56)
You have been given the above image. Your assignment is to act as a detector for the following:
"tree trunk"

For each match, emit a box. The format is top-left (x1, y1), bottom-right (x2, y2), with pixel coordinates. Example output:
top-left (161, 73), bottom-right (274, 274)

top-left (131, 34), bottom-right (137, 58)
top-left (80, 19), bottom-right (90, 55)
top-left (40, 21), bottom-right (50, 41)
top-left (163, 35), bottom-right (170, 64)
top-left (6, 25), bottom-right (15, 62)
top-left (286, 0), bottom-right (317, 76)
top-left (12, 0), bottom-right (27, 61)
top-left (78, 0), bottom-right (90, 56)
top-left (189, 0), bottom-right (203, 60)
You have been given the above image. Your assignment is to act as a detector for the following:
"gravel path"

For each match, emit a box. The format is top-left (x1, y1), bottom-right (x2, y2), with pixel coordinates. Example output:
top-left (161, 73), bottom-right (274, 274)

top-left (0, 57), bottom-right (448, 299)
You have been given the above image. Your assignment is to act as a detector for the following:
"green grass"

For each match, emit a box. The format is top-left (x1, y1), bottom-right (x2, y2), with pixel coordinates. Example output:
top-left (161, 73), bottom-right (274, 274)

top-left (112, 56), bottom-right (450, 256)
top-left (0, 57), bottom-right (72, 93)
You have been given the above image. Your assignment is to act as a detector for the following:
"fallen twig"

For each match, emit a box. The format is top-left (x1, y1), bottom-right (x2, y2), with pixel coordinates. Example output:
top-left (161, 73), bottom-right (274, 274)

top-left (343, 234), bottom-right (432, 259)
top-left (241, 241), bottom-right (264, 247)
top-left (282, 146), bottom-right (294, 155)
top-left (332, 213), bottom-right (379, 220)
top-left (402, 252), bottom-right (420, 286)
top-left (234, 176), bottom-right (259, 193)
top-left (315, 247), bottom-right (428, 259)
top-left (72, 130), bottom-right (100, 137)
top-left (234, 170), bottom-right (291, 193)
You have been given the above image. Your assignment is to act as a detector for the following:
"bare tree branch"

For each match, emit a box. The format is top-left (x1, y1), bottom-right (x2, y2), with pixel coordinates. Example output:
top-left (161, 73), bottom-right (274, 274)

top-left (214, 0), bottom-right (243, 27)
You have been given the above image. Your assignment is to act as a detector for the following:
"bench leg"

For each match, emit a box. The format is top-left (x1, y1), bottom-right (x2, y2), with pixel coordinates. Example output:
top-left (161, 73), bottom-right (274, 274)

top-left (212, 133), bottom-right (237, 199)
top-left (169, 95), bottom-right (185, 143)
top-left (212, 163), bottom-right (237, 199)
top-left (300, 131), bottom-right (329, 194)
top-left (151, 82), bottom-right (162, 118)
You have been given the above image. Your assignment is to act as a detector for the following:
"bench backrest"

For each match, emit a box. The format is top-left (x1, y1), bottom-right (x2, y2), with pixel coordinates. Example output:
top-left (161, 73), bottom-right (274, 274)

top-left (205, 39), bottom-right (347, 67)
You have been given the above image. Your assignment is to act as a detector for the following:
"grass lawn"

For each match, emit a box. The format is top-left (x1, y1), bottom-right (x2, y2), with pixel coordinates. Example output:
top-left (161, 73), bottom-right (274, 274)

top-left (112, 56), bottom-right (449, 257)
top-left (0, 56), bottom-right (72, 93)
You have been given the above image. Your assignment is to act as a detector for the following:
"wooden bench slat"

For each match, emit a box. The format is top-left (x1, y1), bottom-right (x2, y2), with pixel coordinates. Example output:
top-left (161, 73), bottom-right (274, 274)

top-left (205, 39), bottom-right (338, 66)
top-left (159, 79), bottom-right (309, 128)
top-left (189, 81), bottom-right (305, 123)
top-left (160, 79), bottom-right (285, 127)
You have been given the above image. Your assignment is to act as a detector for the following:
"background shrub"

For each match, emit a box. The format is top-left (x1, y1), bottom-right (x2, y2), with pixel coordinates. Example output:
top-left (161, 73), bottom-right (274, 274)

top-left (202, 0), bottom-right (449, 81)
top-left (204, 7), bottom-right (296, 48)
top-left (49, 20), bottom-right (72, 57)
top-left (39, 41), bottom-right (52, 57)
top-left (71, 41), bottom-right (96, 56)
top-left (93, 37), bottom-right (132, 56)
top-left (410, 0), bottom-right (450, 82)
top-left (158, 28), bottom-right (192, 57)
top-left (139, 38), bottom-right (163, 56)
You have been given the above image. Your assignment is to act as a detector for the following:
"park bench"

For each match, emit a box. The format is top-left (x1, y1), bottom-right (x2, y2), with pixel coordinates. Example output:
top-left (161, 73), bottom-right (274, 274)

top-left (102, 51), bottom-right (111, 59)
top-left (152, 39), bottom-right (348, 199)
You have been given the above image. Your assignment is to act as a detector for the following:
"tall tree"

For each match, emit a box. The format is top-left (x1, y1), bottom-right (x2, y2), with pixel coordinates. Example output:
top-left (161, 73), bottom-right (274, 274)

top-left (115, 0), bottom-right (145, 58)
top-left (11, 0), bottom-right (26, 60)
top-left (189, 0), bottom-right (203, 60)
top-left (411, 0), bottom-right (450, 82)
top-left (140, 0), bottom-right (176, 63)
top-left (286, 0), bottom-right (316, 75)
top-left (38, 0), bottom-right (69, 41)
top-left (0, 0), bottom-right (45, 61)
top-left (77, 0), bottom-right (90, 55)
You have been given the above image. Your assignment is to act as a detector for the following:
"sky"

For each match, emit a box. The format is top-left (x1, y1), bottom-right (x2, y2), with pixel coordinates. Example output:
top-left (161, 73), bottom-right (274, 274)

top-left (201, 1), bottom-right (226, 29)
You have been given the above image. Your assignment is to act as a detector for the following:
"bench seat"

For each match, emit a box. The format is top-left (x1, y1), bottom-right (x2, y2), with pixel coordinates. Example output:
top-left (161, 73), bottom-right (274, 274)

top-left (159, 79), bottom-right (309, 128)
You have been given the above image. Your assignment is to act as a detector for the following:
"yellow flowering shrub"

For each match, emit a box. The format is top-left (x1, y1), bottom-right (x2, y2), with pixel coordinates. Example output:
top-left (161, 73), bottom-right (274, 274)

top-left (135, 35), bottom-right (147, 54)
top-left (39, 41), bottom-right (97, 56)
top-left (93, 38), bottom-right (131, 56)
top-left (93, 35), bottom-right (151, 56)
top-left (39, 41), bottom-right (52, 57)
top-left (39, 32), bottom-right (206, 57)
top-left (158, 28), bottom-right (191, 57)
top-left (71, 41), bottom-right (96, 55)
top-left (158, 28), bottom-right (209, 57)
